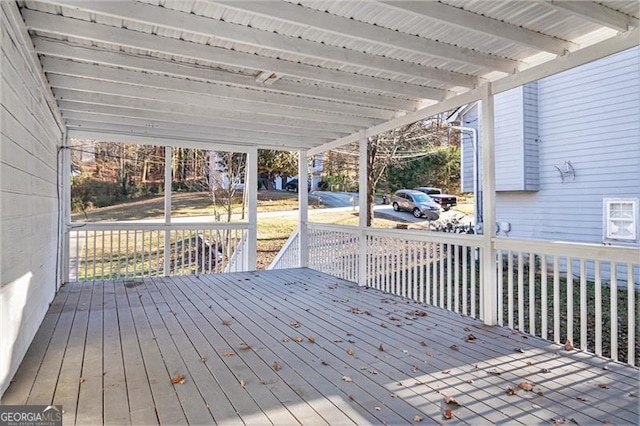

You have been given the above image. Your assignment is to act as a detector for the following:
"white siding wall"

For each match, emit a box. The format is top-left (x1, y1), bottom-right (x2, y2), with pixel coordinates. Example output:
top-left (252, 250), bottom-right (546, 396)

top-left (494, 87), bottom-right (524, 191)
top-left (1, 3), bottom-right (63, 397)
top-left (496, 46), bottom-right (640, 244)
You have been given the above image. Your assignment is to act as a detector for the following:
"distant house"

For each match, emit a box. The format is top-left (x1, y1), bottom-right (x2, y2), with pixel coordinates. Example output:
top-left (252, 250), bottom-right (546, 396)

top-left (453, 46), bottom-right (639, 248)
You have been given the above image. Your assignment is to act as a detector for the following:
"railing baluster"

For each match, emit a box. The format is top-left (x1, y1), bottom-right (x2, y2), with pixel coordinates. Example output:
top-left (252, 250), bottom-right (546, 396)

top-left (462, 245), bottom-right (468, 316)
top-left (508, 251), bottom-right (514, 329)
top-left (553, 256), bottom-right (560, 344)
top-left (133, 230), bottom-right (138, 278)
top-left (517, 252), bottom-right (524, 331)
top-left (446, 243), bottom-right (452, 311)
top-left (439, 243), bottom-right (445, 308)
top-left (595, 260), bottom-right (602, 356)
top-left (454, 243), bottom-right (460, 313)
top-left (100, 230), bottom-right (105, 279)
top-left (541, 255), bottom-right (548, 340)
top-left (567, 258), bottom-right (573, 346)
top-left (580, 259), bottom-right (587, 350)
top-left (419, 241), bottom-right (425, 303)
top-left (627, 264), bottom-right (635, 366)
top-left (610, 264), bottom-right (618, 361)
top-left (529, 252), bottom-right (536, 335)
top-left (497, 250), bottom-right (504, 325)
top-left (470, 248), bottom-right (476, 319)
top-left (83, 230), bottom-right (88, 281)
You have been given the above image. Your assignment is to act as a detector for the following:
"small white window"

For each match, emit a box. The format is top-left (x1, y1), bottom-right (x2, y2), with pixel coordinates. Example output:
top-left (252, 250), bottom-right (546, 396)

top-left (604, 198), bottom-right (638, 243)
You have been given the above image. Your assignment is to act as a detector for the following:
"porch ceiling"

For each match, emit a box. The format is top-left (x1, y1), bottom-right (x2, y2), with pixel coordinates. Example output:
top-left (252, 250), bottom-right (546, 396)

top-left (17, 0), bottom-right (640, 151)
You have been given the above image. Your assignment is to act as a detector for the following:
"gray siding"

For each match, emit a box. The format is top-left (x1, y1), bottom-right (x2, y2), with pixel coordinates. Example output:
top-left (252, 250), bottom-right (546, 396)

top-left (1, 3), bottom-right (63, 396)
top-left (494, 87), bottom-right (524, 191)
top-left (522, 82), bottom-right (539, 190)
top-left (496, 46), bottom-right (640, 245)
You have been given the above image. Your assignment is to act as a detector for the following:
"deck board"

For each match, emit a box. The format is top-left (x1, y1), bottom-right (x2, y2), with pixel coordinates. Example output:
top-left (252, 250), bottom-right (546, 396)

top-left (2, 268), bottom-right (638, 425)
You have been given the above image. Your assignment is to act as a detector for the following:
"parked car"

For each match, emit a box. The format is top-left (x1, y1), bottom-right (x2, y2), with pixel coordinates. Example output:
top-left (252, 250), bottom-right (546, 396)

top-left (284, 178), bottom-right (311, 192)
top-left (414, 187), bottom-right (457, 211)
top-left (391, 189), bottom-right (441, 220)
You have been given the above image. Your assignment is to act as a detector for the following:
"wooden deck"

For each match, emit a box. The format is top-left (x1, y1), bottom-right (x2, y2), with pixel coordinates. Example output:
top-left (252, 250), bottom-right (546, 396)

top-left (2, 268), bottom-right (638, 425)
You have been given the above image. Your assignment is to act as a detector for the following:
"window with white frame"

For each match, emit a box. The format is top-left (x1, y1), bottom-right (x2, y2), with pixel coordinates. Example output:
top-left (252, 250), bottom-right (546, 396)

top-left (603, 198), bottom-right (638, 243)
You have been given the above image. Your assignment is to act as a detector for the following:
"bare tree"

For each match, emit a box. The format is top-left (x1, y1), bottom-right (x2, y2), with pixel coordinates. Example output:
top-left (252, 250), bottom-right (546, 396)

top-left (208, 151), bottom-right (247, 222)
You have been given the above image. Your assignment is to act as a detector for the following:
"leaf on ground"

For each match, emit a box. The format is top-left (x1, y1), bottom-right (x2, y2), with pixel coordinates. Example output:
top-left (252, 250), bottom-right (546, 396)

top-left (273, 361), bottom-right (281, 371)
top-left (239, 379), bottom-right (245, 388)
top-left (342, 376), bottom-right (353, 382)
top-left (374, 406), bottom-right (381, 411)
top-left (282, 337), bottom-right (290, 342)
top-left (170, 374), bottom-right (185, 385)
top-left (346, 348), bottom-right (355, 356)
top-left (293, 337), bottom-right (303, 343)
top-left (551, 418), bottom-right (566, 426)
top-left (321, 360), bottom-right (329, 366)
top-left (308, 336), bottom-right (316, 344)
top-left (463, 327), bottom-right (471, 332)
top-left (466, 379), bottom-right (474, 384)
top-left (426, 351), bottom-right (433, 357)
top-left (570, 418), bottom-right (579, 425)
top-left (576, 396), bottom-right (588, 402)
top-left (514, 347), bottom-right (525, 353)
top-left (290, 320), bottom-right (301, 328)
top-left (518, 382), bottom-right (534, 391)
top-left (419, 341), bottom-right (427, 347)
top-left (348, 394), bottom-right (355, 401)
top-left (444, 395), bottom-right (461, 406)
top-left (525, 361), bottom-right (533, 366)
top-left (413, 415), bottom-right (423, 422)
top-left (350, 307), bottom-right (361, 314)
top-left (449, 344), bottom-right (459, 351)
top-left (487, 370), bottom-right (501, 376)
top-left (222, 319), bottom-right (232, 326)
top-left (239, 342), bottom-right (252, 350)
top-left (564, 340), bottom-right (575, 351)
top-left (411, 365), bottom-right (419, 372)
top-left (443, 409), bottom-right (453, 420)
top-left (221, 351), bottom-right (235, 357)
top-left (379, 322), bottom-right (388, 328)
top-left (379, 344), bottom-right (385, 352)
top-left (79, 377), bottom-right (85, 384)
top-left (597, 383), bottom-right (610, 389)
top-left (389, 316), bottom-right (399, 321)
top-left (506, 386), bottom-right (518, 395)
top-left (410, 310), bottom-right (427, 317)
top-left (541, 368), bottom-right (551, 373)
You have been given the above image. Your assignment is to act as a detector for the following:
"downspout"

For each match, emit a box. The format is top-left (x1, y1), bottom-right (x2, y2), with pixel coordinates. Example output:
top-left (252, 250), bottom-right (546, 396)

top-left (449, 126), bottom-right (480, 233)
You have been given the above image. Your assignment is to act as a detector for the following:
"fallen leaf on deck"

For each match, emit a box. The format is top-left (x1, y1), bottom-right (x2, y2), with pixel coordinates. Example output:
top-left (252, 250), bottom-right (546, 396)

top-left (273, 361), bottom-right (281, 371)
top-left (419, 341), bottom-right (427, 347)
top-left (379, 322), bottom-right (388, 328)
top-left (239, 379), bottom-right (245, 388)
top-left (426, 351), bottom-right (433, 357)
top-left (467, 379), bottom-right (474, 384)
top-left (597, 383), bottom-right (610, 389)
top-left (541, 368), bottom-right (551, 373)
top-left (79, 377), bottom-right (85, 384)
top-left (464, 327), bottom-right (471, 332)
top-left (321, 360), bottom-right (329, 366)
top-left (171, 374), bottom-right (185, 385)
top-left (222, 319), bottom-right (232, 326)
top-left (443, 409), bottom-right (453, 420)
top-left (551, 418), bottom-right (566, 425)
top-left (488, 370), bottom-right (502, 376)
top-left (347, 348), bottom-right (355, 356)
top-left (293, 337), bottom-right (303, 343)
top-left (282, 337), bottom-right (290, 342)
top-left (379, 344), bottom-right (385, 352)
top-left (576, 396), bottom-right (588, 402)
top-left (374, 406), bottom-right (381, 411)
top-left (413, 415), bottom-right (423, 422)
top-left (444, 395), bottom-right (461, 406)
top-left (390, 393), bottom-right (397, 398)
top-left (239, 343), bottom-right (252, 350)
top-left (411, 310), bottom-right (428, 317)
top-left (441, 370), bottom-right (450, 374)
top-left (518, 382), bottom-right (534, 391)
top-left (602, 421), bottom-right (612, 424)
top-left (449, 344), bottom-right (459, 351)
top-left (221, 351), bottom-right (235, 357)
top-left (537, 390), bottom-right (544, 396)
top-left (411, 365), bottom-right (419, 372)
top-left (465, 334), bottom-right (476, 342)
top-left (570, 418), bottom-right (579, 425)
top-left (308, 336), bottom-right (316, 344)
top-left (199, 357), bottom-right (206, 363)
top-left (348, 394), bottom-right (355, 401)
top-left (514, 347), bottom-right (525, 353)
top-left (565, 340), bottom-right (575, 351)
top-left (525, 361), bottom-right (533, 366)
top-left (342, 376), bottom-right (353, 382)
top-left (506, 386), bottom-right (518, 395)
top-left (290, 321), bottom-right (301, 328)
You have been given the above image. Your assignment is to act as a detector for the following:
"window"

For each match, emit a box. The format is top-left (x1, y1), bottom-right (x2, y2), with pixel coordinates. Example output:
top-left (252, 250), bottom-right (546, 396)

top-left (604, 198), bottom-right (638, 243)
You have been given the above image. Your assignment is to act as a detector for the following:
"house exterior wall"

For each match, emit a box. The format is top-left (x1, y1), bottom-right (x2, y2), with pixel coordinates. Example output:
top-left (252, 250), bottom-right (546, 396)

top-left (460, 46), bottom-right (640, 246)
top-left (1, 4), bottom-right (63, 396)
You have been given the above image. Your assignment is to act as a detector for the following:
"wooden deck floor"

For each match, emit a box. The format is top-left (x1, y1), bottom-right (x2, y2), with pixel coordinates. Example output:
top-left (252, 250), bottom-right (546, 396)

top-left (2, 268), bottom-right (638, 425)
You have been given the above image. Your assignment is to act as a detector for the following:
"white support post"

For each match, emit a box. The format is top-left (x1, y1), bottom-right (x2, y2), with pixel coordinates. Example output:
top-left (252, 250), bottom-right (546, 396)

top-left (163, 145), bottom-right (172, 276)
top-left (481, 83), bottom-right (498, 325)
top-left (298, 150), bottom-right (309, 268)
top-left (358, 131), bottom-right (368, 286)
top-left (246, 147), bottom-right (258, 270)
top-left (61, 133), bottom-right (71, 286)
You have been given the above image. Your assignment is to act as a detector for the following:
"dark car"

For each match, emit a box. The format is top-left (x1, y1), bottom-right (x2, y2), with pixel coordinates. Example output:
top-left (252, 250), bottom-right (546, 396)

top-left (414, 187), bottom-right (457, 211)
top-left (284, 178), bottom-right (311, 192)
top-left (391, 189), bottom-right (441, 220)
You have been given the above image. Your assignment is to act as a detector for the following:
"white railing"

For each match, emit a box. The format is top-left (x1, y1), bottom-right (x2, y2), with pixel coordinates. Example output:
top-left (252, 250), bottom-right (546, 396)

top-left (494, 238), bottom-right (639, 366)
top-left (307, 223), bottom-right (485, 319)
top-left (67, 222), bottom-right (249, 281)
top-left (268, 229), bottom-right (299, 270)
top-left (224, 230), bottom-right (248, 273)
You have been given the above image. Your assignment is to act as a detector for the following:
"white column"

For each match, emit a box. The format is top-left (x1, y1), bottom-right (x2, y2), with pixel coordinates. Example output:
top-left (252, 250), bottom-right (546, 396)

top-left (298, 150), bottom-right (309, 268)
top-left (358, 131), bottom-right (368, 286)
top-left (163, 145), bottom-right (172, 276)
top-left (61, 133), bottom-right (71, 286)
top-left (481, 83), bottom-right (498, 325)
top-left (246, 147), bottom-right (258, 270)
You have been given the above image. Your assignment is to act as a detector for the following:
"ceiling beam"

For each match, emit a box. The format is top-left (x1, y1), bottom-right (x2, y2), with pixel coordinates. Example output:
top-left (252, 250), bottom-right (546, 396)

top-left (55, 91), bottom-right (366, 133)
top-left (64, 120), bottom-right (321, 148)
top-left (210, 0), bottom-right (521, 73)
top-left (23, 9), bottom-right (449, 100)
top-left (379, 1), bottom-right (577, 55)
top-left (34, 37), bottom-right (418, 112)
top-left (41, 57), bottom-right (398, 120)
top-left (61, 109), bottom-right (346, 139)
top-left (547, 1), bottom-right (638, 32)
top-left (48, 75), bottom-right (383, 127)
top-left (39, 0), bottom-right (479, 89)
top-left (64, 111), bottom-right (343, 142)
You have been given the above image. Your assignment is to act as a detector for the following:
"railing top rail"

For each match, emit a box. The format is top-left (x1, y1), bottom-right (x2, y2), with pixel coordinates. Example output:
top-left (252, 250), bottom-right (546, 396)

top-left (268, 228), bottom-right (299, 270)
top-left (494, 237), bottom-right (640, 264)
top-left (69, 221), bottom-right (251, 231)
